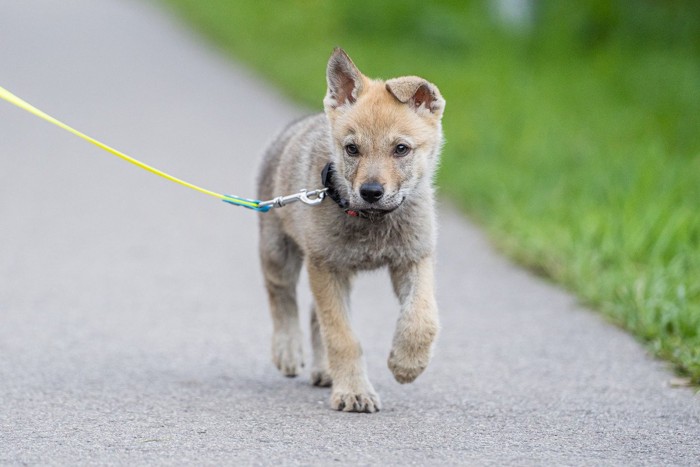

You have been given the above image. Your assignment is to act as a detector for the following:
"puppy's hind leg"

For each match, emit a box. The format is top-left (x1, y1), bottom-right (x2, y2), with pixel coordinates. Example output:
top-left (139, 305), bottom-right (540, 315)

top-left (310, 305), bottom-right (332, 387)
top-left (259, 218), bottom-right (304, 377)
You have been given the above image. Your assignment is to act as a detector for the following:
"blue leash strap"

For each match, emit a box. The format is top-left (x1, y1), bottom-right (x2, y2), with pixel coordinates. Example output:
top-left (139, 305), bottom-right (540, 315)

top-left (222, 194), bottom-right (271, 212)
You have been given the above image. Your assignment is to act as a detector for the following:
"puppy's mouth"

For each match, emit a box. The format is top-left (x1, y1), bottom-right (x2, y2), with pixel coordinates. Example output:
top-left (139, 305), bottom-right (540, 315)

top-left (346, 198), bottom-right (405, 218)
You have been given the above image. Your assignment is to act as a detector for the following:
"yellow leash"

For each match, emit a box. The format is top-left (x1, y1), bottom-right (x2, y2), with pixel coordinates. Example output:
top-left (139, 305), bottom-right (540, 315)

top-left (0, 85), bottom-right (267, 210)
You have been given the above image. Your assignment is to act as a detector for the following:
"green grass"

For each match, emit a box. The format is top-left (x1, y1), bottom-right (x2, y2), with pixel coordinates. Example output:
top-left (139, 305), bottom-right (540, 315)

top-left (162, 0), bottom-right (700, 381)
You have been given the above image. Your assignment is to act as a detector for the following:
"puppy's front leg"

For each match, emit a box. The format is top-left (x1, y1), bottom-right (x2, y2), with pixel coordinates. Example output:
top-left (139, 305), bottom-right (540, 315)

top-left (388, 256), bottom-right (440, 384)
top-left (307, 262), bottom-right (380, 413)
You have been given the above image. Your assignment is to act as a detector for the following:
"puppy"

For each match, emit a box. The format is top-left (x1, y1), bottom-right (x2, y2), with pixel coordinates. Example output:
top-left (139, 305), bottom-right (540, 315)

top-left (257, 48), bottom-right (445, 413)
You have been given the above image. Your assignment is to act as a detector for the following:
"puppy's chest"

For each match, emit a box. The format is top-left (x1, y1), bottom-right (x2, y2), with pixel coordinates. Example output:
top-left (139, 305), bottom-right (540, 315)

top-left (321, 217), bottom-right (432, 270)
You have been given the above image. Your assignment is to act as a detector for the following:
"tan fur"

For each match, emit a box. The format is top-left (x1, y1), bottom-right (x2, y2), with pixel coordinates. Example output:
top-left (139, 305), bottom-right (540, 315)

top-left (256, 48), bottom-right (445, 413)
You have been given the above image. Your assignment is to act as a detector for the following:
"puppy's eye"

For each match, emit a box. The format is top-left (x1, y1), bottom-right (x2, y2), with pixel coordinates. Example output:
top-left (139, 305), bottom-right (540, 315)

top-left (394, 144), bottom-right (411, 157)
top-left (345, 144), bottom-right (359, 156)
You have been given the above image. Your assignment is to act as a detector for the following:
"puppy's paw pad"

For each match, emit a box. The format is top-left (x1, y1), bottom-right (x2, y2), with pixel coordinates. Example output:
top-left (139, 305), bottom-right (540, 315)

top-left (388, 350), bottom-right (427, 384)
top-left (311, 369), bottom-right (333, 387)
top-left (331, 390), bottom-right (381, 413)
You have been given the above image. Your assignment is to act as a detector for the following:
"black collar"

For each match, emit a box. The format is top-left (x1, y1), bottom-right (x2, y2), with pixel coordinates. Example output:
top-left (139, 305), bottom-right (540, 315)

top-left (321, 162), bottom-right (350, 210)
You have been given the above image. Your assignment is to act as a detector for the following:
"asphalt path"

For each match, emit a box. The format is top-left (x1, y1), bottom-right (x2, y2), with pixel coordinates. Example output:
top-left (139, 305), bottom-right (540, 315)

top-left (1, 1), bottom-right (698, 465)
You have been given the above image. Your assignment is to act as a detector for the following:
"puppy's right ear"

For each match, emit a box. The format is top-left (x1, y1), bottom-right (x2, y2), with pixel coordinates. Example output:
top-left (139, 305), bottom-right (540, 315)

top-left (386, 77), bottom-right (445, 118)
top-left (324, 48), bottom-right (363, 111)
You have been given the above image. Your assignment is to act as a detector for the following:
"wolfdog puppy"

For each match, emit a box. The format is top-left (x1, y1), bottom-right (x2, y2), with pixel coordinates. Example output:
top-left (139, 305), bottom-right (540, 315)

top-left (257, 48), bottom-right (445, 413)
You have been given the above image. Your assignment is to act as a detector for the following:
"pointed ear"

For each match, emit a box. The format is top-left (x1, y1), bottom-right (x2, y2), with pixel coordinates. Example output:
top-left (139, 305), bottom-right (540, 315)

top-left (386, 77), bottom-right (445, 117)
top-left (324, 48), bottom-right (363, 110)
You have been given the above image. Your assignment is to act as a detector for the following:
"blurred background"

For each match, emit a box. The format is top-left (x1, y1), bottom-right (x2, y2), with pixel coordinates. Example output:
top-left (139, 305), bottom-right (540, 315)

top-left (161, 0), bottom-right (700, 382)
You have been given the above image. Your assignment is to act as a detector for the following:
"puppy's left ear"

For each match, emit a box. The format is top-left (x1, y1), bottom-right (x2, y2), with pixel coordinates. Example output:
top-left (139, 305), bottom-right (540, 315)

top-left (324, 48), bottom-right (364, 111)
top-left (386, 77), bottom-right (445, 118)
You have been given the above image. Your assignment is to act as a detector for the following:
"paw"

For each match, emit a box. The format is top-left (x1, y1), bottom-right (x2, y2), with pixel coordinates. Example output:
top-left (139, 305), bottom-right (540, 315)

top-left (388, 348), bottom-right (430, 384)
top-left (311, 368), bottom-right (333, 387)
top-left (272, 332), bottom-right (304, 377)
top-left (330, 386), bottom-right (381, 413)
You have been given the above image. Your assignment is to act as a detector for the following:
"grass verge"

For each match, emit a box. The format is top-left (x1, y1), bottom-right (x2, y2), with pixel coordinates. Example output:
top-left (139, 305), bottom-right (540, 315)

top-left (161, 0), bottom-right (700, 382)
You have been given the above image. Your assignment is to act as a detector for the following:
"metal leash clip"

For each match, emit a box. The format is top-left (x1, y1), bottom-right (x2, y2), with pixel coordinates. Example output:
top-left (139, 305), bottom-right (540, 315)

top-left (257, 188), bottom-right (328, 209)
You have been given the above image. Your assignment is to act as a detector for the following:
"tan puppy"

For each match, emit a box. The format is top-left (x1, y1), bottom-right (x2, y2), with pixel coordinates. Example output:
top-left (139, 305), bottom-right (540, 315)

top-left (257, 48), bottom-right (445, 413)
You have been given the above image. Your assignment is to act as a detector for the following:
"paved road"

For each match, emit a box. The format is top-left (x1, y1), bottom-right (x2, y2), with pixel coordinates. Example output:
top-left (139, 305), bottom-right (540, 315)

top-left (1, 1), bottom-right (698, 465)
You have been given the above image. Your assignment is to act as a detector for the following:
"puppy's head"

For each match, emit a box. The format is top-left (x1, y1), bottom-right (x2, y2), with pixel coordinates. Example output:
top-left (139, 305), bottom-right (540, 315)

top-left (323, 48), bottom-right (445, 214)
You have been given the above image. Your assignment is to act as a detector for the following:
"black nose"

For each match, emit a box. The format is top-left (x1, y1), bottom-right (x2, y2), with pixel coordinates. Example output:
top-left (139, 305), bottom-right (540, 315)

top-left (359, 182), bottom-right (384, 203)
